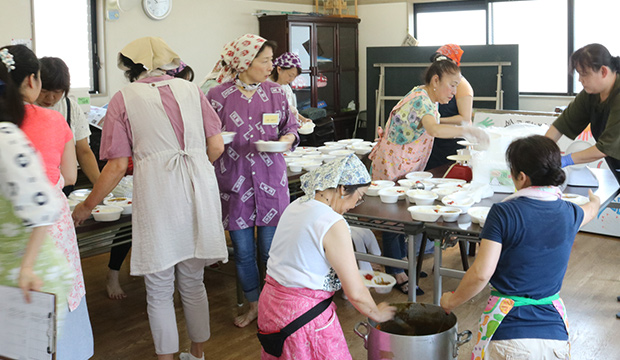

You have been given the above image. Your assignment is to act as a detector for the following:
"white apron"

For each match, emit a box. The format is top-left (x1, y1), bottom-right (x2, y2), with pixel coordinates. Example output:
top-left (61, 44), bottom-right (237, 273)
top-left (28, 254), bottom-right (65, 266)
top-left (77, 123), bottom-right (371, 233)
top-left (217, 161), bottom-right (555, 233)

top-left (121, 78), bottom-right (228, 275)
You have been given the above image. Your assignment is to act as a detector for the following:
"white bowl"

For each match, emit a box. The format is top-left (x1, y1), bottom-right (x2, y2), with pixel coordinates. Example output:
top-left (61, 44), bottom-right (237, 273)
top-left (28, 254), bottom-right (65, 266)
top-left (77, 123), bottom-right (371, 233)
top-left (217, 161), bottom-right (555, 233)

top-left (298, 122), bottom-right (316, 135)
top-left (284, 157), bottom-right (298, 164)
top-left (367, 180), bottom-right (395, 196)
top-left (69, 189), bottom-right (113, 202)
top-left (323, 141), bottom-right (341, 147)
top-left (360, 270), bottom-right (396, 294)
top-left (406, 189), bottom-right (438, 205)
top-left (398, 179), bottom-right (434, 190)
top-left (429, 178), bottom-right (467, 186)
top-left (294, 146), bottom-right (319, 154)
top-left (302, 154), bottom-right (324, 161)
top-left (221, 131), bottom-right (236, 144)
top-left (408, 205), bottom-right (443, 222)
top-left (255, 140), bottom-right (289, 153)
top-left (103, 197), bottom-right (132, 215)
top-left (338, 138), bottom-right (364, 145)
top-left (303, 161), bottom-right (322, 171)
top-left (442, 193), bottom-right (475, 212)
top-left (377, 186), bottom-right (408, 203)
top-left (561, 193), bottom-right (589, 206)
top-left (288, 162), bottom-right (305, 172)
top-left (283, 151), bottom-right (303, 159)
top-left (405, 171), bottom-right (433, 181)
top-left (328, 149), bottom-right (355, 157)
top-left (91, 205), bottom-right (124, 222)
top-left (318, 145), bottom-right (345, 153)
top-left (439, 206), bottom-right (462, 222)
top-left (351, 145), bottom-right (373, 155)
top-left (468, 206), bottom-right (491, 226)
top-left (433, 186), bottom-right (462, 200)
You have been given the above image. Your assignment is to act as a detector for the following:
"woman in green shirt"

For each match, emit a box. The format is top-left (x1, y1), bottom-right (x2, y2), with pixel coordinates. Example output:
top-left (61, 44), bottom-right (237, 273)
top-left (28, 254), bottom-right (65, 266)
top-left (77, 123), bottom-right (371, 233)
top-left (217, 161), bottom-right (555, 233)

top-left (546, 43), bottom-right (620, 184)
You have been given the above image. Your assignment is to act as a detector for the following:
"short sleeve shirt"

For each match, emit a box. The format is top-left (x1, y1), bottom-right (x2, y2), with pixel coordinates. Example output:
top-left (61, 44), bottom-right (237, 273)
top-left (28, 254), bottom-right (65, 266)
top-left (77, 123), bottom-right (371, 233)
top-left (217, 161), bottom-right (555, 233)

top-left (48, 97), bottom-right (91, 142)
top-left (386, 86), bottom-right (438, 145)
top-left (553, 73), bottom-right (620, 160)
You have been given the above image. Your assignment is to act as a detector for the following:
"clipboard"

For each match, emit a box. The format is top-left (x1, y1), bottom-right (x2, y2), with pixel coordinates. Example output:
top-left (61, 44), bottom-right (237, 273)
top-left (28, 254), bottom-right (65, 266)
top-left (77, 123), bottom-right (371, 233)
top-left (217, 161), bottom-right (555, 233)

top-left (0, 285), bottom-right (56, 360)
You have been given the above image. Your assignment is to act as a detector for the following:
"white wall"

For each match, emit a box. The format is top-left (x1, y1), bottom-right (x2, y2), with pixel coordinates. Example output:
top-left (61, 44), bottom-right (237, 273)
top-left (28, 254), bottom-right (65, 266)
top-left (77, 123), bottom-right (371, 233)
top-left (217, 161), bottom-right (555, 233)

top-left (357, 2), bottom-right (409, 111)
top-left (0, 0), bottom-right (574, 111)
top-left (0, 0), bottom-right (313, 106)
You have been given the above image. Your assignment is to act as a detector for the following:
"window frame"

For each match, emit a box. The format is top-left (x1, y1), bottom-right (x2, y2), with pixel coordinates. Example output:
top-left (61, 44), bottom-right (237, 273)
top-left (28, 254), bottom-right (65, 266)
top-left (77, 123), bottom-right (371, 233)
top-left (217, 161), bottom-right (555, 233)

top-left (412, 0), bottom-right (580, 96)
top-left (31, 0), bottom-right (102, 95)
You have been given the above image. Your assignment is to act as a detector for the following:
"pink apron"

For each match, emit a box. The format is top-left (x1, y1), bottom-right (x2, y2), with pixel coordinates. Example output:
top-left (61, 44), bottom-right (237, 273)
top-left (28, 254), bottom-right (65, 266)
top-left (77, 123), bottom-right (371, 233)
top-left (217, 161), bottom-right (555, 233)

top-left (258, 275), bottom-right (351, 360)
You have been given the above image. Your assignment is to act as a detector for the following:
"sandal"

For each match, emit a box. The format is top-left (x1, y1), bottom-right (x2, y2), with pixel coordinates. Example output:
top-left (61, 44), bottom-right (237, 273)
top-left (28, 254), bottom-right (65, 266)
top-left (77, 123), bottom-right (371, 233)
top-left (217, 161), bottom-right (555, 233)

top-left (394, 281), bottom-right (408, 294)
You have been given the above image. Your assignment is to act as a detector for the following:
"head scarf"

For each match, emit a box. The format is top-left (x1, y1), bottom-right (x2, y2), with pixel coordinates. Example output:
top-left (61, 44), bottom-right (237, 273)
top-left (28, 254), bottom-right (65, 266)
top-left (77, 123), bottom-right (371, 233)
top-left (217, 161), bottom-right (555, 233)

top-left (203, 34), bottom-right (267, 85)
top-left (165, 60), bottom-right (188, 77)
top-left (273, 52), bottom-right (302, 69)
top-left (118, 37), bottom-right (180, 77)
top-left (300, 154), bottom-right (371, 202)
top-left (436, 44), bottom-right (464, 66)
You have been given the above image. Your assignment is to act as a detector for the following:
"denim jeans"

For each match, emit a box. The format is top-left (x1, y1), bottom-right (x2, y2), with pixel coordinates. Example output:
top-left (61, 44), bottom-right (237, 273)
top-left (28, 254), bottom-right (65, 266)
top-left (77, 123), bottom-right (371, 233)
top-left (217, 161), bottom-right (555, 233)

top-left (229, 226), bottom-right (276, 303)
top-left (382, 232), bottom-right (432, 275)
top-left (382, 231), bottom-right (407, 275)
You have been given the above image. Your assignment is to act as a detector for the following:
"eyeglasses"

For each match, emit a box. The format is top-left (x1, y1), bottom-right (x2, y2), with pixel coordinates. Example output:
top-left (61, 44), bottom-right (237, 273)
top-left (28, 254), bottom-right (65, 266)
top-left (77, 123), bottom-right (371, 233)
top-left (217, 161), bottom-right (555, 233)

top-left (355, 189), bottom-right (365, 207)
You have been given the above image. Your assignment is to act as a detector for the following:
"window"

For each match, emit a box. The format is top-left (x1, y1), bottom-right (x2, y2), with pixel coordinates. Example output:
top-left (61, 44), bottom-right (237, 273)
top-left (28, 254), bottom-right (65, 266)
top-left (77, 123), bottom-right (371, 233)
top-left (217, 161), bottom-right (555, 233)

top-left (32, 0), bottom-right (100, 93)
top-left (413, 0), bottom-right (619, 95)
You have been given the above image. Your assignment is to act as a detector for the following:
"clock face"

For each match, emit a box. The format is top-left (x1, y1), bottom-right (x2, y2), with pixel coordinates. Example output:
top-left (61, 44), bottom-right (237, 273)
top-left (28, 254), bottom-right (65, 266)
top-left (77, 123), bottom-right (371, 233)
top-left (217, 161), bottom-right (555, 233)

top-left (143, 0), bottom-right (172, 20)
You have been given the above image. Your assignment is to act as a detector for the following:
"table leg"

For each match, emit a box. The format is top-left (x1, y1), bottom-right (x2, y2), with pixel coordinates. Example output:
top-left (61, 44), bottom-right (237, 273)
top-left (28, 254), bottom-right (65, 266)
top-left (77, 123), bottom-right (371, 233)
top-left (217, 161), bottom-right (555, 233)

top-left (407, 234), bottom-right (416, 302)
top-left (433, 238), bottom-right (442, 305)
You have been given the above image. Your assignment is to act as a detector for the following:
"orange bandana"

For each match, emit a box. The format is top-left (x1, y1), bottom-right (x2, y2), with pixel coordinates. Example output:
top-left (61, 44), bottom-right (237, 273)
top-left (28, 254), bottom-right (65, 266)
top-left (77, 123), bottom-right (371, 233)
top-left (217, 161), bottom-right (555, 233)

top-left (437, 44), bottom-right (464, 66)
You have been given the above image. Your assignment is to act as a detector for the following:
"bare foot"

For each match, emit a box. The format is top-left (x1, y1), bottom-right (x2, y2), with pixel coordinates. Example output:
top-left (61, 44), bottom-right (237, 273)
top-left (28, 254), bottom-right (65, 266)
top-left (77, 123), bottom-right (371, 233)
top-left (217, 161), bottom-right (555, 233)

top-left (106, 270), bottom-right (127, 300)
top-left (234, 301), bottom-right (258, 328)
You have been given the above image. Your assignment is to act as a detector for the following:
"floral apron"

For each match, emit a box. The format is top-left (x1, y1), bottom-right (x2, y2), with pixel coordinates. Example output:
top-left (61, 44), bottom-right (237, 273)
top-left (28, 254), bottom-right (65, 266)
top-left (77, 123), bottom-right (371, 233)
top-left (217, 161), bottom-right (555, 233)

top-left (0, 194), bottom-right (74, 326)
top-left (369, 90), bottom-right (435, 181)
top-left (472, 290), bottom-right (569, 360)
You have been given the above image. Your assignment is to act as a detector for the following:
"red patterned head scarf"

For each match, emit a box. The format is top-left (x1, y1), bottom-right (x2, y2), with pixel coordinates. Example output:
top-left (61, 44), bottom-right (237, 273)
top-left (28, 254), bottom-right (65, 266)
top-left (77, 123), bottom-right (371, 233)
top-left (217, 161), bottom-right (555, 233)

top-left (206, 34), bottom-right (267, 84)
top-left (436, 44), bottom-right (464, 66)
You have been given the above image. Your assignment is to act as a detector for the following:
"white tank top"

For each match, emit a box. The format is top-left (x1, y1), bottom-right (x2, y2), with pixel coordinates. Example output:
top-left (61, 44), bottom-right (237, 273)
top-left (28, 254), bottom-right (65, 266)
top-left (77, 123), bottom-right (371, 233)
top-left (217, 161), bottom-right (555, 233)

top-left (267, 198), bottom-right (344, 291)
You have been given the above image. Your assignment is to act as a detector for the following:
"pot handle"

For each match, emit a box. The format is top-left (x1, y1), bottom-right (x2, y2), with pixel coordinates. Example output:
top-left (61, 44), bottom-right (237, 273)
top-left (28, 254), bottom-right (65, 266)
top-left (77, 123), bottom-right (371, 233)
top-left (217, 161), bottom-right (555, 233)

top-left (353, 322), bottom-right (370, 349)
top-left (453, 330), bottom-right (472, 358)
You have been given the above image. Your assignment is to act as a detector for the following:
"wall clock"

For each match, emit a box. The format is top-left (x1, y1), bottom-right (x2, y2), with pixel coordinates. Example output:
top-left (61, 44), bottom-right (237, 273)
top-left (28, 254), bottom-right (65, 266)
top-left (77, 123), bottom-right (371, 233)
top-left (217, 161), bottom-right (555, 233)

top-left (143, 0), bottom-right (172, 20)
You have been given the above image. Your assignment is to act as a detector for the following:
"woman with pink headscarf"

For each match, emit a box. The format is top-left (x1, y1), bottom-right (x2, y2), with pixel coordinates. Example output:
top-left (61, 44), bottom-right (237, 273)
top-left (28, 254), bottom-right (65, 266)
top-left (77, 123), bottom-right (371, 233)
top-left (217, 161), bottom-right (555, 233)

top-left (425, 44), bottom-right (475, 170)
top-left (269, 52), bottom-right (312, 125)
top-left (205, 34), bottom-right (299, 328)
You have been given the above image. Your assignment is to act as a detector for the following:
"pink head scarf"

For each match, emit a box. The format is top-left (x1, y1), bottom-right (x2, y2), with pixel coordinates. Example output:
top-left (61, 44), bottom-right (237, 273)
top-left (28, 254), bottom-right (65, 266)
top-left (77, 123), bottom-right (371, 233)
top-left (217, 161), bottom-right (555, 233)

top-left (206, 34), bottom-right (267, 84)
top-left (437, 44), bottom-right (464, 66)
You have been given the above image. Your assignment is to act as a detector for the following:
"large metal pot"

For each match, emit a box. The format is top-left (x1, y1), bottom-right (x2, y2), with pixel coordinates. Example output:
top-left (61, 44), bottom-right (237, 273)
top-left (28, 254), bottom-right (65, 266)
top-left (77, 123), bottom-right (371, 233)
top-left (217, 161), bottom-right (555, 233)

top-left (354, 302), bottom-right (471, 360)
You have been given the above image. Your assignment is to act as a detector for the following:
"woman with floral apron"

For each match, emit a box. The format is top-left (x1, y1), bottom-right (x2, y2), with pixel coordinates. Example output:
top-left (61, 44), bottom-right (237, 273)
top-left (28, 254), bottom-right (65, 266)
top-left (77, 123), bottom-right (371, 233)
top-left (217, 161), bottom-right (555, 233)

top-left (369, 56), bottom-right (488, 295)
top-left (2, 44), bottom-right (93, 360)
top-left (440, 135), bottom-right (601, 359)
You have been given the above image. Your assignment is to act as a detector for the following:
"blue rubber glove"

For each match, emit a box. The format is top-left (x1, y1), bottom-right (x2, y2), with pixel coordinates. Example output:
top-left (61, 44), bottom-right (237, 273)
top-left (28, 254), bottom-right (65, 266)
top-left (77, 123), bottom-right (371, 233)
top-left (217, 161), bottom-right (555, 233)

top-left (561, 154), bottom-right (575, 168)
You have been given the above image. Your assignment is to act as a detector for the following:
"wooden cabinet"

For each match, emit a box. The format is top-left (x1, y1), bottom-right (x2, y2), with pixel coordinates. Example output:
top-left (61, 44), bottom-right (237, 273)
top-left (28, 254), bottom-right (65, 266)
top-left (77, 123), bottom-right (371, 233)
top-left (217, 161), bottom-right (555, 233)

top-left (259, 15), bottom-right (360, 139)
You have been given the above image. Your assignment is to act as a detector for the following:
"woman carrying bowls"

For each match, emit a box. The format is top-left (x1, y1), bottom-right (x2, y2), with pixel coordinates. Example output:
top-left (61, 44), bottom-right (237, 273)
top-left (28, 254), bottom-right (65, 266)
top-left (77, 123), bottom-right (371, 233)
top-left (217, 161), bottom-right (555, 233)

top-left (440, 135), bottom-right (600, 359)
top-left (545, 43), bottom-right (620, 185)
top-left (2, 44), bottom-right (93, 360)
top-left (369, 55), bottom-right (488, 295)
top-left (269, 52), bottom-right (312, 125)
top-left (257, 154), bottom-right (395, 359)
top-left (72, 37), bottom-right (228, 360)
top-left (205, 34), bottom-right (299, 328)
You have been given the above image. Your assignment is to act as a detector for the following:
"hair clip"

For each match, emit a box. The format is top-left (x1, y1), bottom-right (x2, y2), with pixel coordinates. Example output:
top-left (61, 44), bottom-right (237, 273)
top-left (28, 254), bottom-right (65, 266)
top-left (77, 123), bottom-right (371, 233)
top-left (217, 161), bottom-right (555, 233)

top-left (0, 49), bottom-right (16, 72)
top-left (435, 55), bottom-right (450, 62)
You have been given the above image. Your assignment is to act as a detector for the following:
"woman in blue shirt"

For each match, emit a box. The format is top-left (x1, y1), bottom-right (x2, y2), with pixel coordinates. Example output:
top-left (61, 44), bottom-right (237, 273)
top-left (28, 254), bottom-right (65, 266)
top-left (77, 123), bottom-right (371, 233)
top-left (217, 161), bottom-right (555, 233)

top-left (440, 135), bottom-right (600, 359)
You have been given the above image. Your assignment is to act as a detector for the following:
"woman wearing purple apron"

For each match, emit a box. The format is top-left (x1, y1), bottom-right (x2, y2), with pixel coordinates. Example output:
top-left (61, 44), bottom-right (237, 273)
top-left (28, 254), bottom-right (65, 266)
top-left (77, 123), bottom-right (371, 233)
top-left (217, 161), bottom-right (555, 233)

top-left (440, 136), bottom-right (601, 359)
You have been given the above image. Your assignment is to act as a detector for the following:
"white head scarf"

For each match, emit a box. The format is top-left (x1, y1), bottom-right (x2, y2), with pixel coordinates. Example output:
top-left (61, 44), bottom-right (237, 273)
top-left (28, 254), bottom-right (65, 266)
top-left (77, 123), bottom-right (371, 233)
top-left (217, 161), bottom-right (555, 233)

top-left (300, 154), bottom-right (372, 202)
top-left (202, 34), bottom-right (267, 86)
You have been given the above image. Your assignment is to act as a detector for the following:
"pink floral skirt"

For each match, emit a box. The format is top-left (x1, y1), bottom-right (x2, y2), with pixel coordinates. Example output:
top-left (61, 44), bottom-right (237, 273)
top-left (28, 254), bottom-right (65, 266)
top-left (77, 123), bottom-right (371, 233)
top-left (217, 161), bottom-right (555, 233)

top-left (257, 275), bottom-right (352, 360)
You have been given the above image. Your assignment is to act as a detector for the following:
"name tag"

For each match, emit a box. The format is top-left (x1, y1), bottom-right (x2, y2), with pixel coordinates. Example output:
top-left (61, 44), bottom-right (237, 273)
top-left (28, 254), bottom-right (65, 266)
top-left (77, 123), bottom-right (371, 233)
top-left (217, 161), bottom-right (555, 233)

top-left (262, 113), bottom-right (279, 126)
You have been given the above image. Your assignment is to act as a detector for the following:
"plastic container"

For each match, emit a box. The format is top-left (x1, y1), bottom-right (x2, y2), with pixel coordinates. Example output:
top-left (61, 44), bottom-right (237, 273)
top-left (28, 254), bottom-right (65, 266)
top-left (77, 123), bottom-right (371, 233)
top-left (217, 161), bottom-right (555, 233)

top-left (92, 205), bottom-right (124, 222)
top-left (367, 181), bottom-right (395, 196)
top-left (408, 206), bottom-right (442, 222)
top-left (438, 207), bottom-right (462, 222)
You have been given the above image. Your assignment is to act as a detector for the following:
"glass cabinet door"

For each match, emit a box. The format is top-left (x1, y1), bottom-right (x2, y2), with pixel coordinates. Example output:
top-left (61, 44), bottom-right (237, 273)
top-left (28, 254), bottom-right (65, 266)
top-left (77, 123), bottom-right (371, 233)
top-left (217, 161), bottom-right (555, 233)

top-left (290, 24), bottom-right (313, 111)
top-left (316, 24), bottom-right (337, 114)
top-left (338, 25), bottom-right (357, 71)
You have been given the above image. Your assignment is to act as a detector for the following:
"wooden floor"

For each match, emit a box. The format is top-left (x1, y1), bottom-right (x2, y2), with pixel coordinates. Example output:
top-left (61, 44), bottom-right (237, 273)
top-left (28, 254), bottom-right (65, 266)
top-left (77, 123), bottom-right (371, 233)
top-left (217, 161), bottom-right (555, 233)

top-left (82, 231), bottom-right (620, 360)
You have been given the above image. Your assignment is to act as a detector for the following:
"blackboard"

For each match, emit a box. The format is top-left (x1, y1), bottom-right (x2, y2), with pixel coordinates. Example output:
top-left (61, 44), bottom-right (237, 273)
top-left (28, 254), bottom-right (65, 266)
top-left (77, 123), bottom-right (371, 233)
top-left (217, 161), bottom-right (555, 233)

top-left (366, 45), bottom-right (519, 140)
